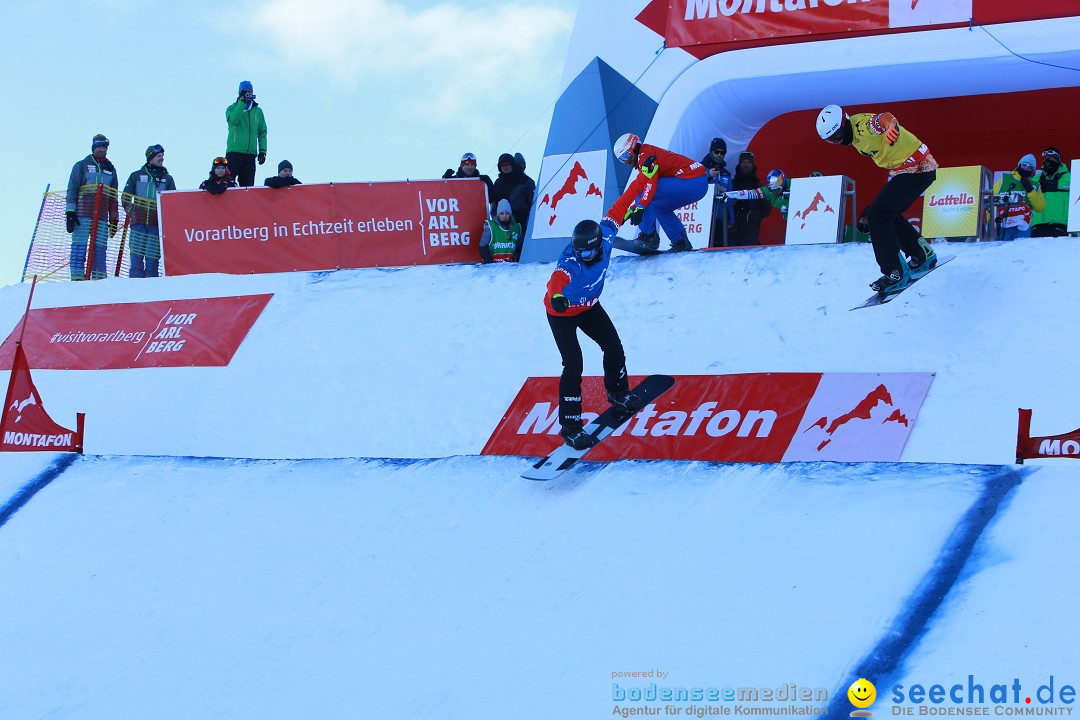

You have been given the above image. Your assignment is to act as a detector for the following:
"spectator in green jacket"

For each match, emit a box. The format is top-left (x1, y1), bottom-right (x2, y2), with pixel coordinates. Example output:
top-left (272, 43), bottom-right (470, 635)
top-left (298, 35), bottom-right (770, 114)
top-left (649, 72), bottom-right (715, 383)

top-left (479, 199), bottom-right (522, 263)
top-left (226, 80), bottom-right (267, 187)
top-left (1031, 146), bottom-right (1070, 237)
top-left (993, 153), bottom-right (1045, 241)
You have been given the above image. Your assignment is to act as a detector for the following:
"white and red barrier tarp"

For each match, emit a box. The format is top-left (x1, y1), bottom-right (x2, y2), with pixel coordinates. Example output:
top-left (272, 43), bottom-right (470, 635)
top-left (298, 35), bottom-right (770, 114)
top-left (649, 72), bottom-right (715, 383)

top-left (1016, 408), bottom-right (1080, 463)
top-left (483, 372), bottom-right (934, 462)
top-left (0, 295), bottom-right (272, 370)
top-left (1, 344), bottom-right (83, 452)
top-left (159, 180), bottom-right (489, 276)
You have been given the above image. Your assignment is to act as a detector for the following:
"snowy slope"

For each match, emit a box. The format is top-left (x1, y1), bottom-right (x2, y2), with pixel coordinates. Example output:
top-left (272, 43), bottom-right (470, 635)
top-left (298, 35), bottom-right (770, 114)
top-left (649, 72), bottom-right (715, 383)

top-left (0, 238), bottom-right (1076, 463)
top-left (0, 239), bottom-right (1078, 720)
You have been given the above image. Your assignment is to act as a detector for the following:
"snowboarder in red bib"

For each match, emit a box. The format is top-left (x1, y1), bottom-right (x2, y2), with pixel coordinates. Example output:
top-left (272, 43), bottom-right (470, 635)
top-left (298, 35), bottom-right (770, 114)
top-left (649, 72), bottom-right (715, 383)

top-left (602, 133), bottom-right (708, 252)
top-left (545, 219), bottom-right (642, 450)
top-left (816, 105), bottom-right (939, 294)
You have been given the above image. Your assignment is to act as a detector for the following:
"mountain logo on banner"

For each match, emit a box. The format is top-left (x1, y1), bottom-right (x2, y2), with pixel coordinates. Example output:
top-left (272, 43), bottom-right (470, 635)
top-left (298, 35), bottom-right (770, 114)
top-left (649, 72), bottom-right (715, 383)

top-left (539, 161), bottom-right (603, 227)
top-left (804, 384), bottom-right (909, 451)
top-left (8, 390), bottom-right (38, 422)
top-left (1, 344), bottom-right (83, 453)
top-left (793, 191), bottom-right (836, 230)
top-left (532, 149), bottom-right (607, 239)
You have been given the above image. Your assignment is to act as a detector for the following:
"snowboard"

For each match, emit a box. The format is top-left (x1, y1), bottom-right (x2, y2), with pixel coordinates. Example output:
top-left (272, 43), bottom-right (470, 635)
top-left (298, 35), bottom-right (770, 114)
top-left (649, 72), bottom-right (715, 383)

top-left (612, 237), bottom-right (695, 256)
top-left (851, 255), bottom-right (955, 310)
top-left (521, 374), bottom-right (676, 481)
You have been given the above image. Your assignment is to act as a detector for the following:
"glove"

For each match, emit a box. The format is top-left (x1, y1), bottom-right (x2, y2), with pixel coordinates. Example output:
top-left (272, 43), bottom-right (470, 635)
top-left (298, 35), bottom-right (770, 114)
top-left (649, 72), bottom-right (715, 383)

top-left (640, 155), bottom-right (659, 178)
top-left (442, 169), bottom-right (455, 179)
top-left (1020, 177), bottom-right (1035, 193)
top-left (884, 121), bottom-right (900, 146)
top-left (66, 211), bottom-right (79, 234)
top-left (625, 205), bottom-right (644, 226)
top-left (599, 218), bottom-right (618, 242)
top-left (257, 152), bottom-right (266, 165)
top-left (109, 223), bottom-right (118, 238)
top-left (857, 207), bottom-right (871, 234)
top-left (550, 294), bottom-right (570, 313)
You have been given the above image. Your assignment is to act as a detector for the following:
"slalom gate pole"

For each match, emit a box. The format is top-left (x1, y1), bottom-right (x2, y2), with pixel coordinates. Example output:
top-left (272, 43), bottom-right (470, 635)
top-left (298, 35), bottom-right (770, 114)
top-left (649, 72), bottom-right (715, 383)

top-left (22, 184), bottom-right (50, 283)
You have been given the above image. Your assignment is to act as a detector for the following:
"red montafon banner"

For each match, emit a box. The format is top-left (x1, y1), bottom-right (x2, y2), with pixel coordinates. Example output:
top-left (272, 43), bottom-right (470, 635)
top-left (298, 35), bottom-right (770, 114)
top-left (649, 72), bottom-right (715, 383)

top-left (1, 344), bottom-right (83, 452)
top-left (483, 372), bottom-right (935, 462)
top-left (159, 179), bottom-right (489, 276)
top-left (663, 0), bottom-right (974, 47)
top-left (1016, 408), bottom-right (1080, 463)
top-left (0, 295), bottom-right (272, 370)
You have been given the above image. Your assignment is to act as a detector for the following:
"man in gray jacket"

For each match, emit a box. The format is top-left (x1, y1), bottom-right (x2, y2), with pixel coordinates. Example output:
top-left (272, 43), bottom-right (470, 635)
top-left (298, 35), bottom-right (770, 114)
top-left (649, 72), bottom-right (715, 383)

top-left (66, 133), bottom-right (119, 280)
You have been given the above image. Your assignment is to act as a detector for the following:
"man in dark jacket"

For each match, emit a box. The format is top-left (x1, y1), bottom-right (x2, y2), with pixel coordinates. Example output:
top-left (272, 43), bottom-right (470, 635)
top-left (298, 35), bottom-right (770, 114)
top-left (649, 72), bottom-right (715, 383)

top-left (1031, 146), bottom-right (1071, 237)
top-left (122, 144), bottom-right (176, 278)
top-left (442, 152), bottom-right (493, 196)
top-left (702, 137), bottom-right (733, 246)
top-left (264, 159), bottom-right (302, 188)
top-left (66, 133), bottom-right (120, 280)
top-left (729, 151), bottom-right (771, 246)
top-left (490, 152), bottom-right (536, 234)
top-left (200, 157), bottom-right (238, 195)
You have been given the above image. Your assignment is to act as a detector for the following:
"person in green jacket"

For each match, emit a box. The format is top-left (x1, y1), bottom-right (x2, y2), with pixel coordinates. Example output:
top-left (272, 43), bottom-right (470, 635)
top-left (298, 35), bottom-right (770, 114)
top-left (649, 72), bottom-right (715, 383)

top-left (225, 80), bottom-right (267, 187)
top-left (479, 199), bottom-right (522, 263)
top-left (993, 153), bottom-right (1045, 241)
top-left (1030, 146), bottom-right (1070, 237)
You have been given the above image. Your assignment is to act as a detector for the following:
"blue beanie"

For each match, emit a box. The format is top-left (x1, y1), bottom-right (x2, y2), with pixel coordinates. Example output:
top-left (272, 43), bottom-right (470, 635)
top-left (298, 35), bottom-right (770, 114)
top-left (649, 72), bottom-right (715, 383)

top-left (1019, 153), bottom-right (1037, 170)
top-left (238, 80), bottom-right (253, 95)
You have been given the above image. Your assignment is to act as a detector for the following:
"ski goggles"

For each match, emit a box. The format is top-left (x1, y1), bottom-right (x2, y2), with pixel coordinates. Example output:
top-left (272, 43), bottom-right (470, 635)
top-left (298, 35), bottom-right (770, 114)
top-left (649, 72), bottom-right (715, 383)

top-left (575, 246), bottom-right (599, 262)
top-left (1042, 149), bottom-right (1062, 161)
top-left (92, 137), bottom-right (110, 149)
top-left (213, 157), bottom-right (229, 166)
top-left (147, 144), bottom-right (164, 157)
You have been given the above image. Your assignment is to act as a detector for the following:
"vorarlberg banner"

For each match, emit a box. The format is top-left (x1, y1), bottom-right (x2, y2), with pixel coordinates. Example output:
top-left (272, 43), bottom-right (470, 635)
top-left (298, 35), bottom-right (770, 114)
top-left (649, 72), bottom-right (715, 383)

top-left (159, 180), bottom-right (488, 276)
top-left (483, 372), bottom-right (934, 462)
top-left (522, 1), bottom-right (1080, 261)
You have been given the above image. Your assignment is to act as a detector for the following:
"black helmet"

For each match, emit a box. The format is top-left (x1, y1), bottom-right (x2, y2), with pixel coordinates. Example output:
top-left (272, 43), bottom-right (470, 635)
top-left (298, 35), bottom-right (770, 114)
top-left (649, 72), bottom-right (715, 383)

top-left (571, 220), bottom-right (603, 264)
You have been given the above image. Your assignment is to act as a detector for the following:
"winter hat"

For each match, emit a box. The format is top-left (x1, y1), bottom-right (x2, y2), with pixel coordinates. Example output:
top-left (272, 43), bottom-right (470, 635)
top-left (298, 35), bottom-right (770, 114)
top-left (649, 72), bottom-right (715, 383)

top-left (278, 159), bottom-right (293, 172)
top-left (460, 152), bottom-right (477, 165)
top-left (738, 151), bottom-right (755, 164)
top-left (514, 152), bottom-right (527, 170)
top-left (496, 198), bottom-right (512, 216)
top-left (238, 80), bottom-right (253, 95)
top-left (1018, 153), bottom-right (1037, 170)
top-left (145, 144), bottom-right (164, 161)
top-left (91, 133), bottom-right (109, 149)
top-left (710, 137), bottom-right (727, 153)
top-left (498, 153), bottom-right (515, 171)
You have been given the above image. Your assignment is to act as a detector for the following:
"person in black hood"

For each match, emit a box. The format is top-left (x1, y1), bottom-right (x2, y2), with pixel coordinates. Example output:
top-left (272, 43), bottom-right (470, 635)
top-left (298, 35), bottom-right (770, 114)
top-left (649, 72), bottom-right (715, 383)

top-left (702, 137), bottom-right (733, 246)
top-left (729, 150), bottom-right (771, 246)
top-left (490, 152), bottom-right (537, 234)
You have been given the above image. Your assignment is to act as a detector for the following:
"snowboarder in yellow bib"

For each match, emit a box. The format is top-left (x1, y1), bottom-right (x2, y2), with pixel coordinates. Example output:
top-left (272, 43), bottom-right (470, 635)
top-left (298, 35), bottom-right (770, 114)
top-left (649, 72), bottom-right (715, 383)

top-left (817, 105), bottom-right (939, 294)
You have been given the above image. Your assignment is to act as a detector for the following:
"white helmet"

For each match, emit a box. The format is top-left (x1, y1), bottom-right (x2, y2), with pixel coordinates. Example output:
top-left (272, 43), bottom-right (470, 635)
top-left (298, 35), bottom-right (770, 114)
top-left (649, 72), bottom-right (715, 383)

top-left (613, 133), bottom-right (640, 164)
top-left (816, 105), bottom-right (847, 142)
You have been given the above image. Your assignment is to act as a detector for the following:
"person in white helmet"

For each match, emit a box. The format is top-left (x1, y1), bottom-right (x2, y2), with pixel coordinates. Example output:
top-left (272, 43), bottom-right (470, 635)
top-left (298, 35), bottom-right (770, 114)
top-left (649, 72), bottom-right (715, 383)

top-left (816, 105), bottom-right (938, 294)
top-left (598, 132), bottom-right (708, 252)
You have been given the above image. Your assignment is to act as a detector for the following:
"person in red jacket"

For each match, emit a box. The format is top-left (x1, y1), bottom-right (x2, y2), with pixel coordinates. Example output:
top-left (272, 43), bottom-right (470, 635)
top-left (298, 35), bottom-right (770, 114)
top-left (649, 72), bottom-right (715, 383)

top-left (601, 132), bottom-right (709, 252)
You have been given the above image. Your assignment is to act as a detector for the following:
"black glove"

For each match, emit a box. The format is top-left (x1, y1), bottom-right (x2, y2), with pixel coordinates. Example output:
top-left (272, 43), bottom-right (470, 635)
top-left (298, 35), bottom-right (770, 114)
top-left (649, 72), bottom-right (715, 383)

top-left (442, 169), bottom-right (455, 179)
top-left (627, 207), bottom-right (644, 226)
top-left (66, 211), bottom-right (79, 234)
top-left (856, 207), bottom-right (871, 234)
top-left (641, 155), bottom-right (658, 175)
top-left (1020, 177), bottom-right (1035, 193)
top-left (257, 152), bottom-right (266, 165)
top-left (550, 294), bottom-right (570, 313)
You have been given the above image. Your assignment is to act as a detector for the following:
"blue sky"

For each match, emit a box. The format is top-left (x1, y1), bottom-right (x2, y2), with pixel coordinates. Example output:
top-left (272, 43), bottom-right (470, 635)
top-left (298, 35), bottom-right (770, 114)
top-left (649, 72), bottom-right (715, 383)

top-left (1, 0), bottom-right (577, 284)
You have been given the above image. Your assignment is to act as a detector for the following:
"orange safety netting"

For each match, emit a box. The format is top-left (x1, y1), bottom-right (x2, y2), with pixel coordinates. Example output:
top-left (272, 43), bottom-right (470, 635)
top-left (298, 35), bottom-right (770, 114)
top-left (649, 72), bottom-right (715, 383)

top-left (23, 186), bottom-right (166, 282)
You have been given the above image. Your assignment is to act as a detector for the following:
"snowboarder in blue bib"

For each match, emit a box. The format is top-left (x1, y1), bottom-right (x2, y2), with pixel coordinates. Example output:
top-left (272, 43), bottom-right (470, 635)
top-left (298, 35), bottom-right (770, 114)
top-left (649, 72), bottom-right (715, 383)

top-left (544, 219), bottom-right (642, 450)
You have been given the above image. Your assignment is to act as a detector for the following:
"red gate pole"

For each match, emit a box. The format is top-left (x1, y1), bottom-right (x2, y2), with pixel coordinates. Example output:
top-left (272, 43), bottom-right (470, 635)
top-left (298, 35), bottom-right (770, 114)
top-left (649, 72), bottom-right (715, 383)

top-left (85, 184), bottom-right (105, 280)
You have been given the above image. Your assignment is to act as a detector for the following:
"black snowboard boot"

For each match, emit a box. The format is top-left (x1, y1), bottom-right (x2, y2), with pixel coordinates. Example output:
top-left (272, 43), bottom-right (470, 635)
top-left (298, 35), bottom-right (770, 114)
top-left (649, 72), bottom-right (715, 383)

top-left (561, 424), bottom-right (598, 451)
top-left (634, 230), bottom-right (661, 251)
top-left (608, 391), bottom-right (644, 418)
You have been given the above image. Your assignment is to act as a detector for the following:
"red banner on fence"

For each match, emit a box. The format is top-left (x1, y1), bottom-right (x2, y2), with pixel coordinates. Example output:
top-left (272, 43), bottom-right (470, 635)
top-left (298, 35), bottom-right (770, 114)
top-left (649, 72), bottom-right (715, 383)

top-left (1016, 408), bottom-right (1080, 463)
top-left (482, 372), bottom-right (934, 463)
top-left (1, 344), bottom-right (83, 452)
top-left (0, 295), bottom-right (272, 370)
top-left (159, 180), bottom-right (489, 276)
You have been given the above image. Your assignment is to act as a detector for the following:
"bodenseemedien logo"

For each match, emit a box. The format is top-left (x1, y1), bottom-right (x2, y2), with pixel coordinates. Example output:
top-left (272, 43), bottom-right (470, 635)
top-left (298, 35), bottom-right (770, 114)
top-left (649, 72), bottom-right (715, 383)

top-left (848, 678), bottom-right (877, 717)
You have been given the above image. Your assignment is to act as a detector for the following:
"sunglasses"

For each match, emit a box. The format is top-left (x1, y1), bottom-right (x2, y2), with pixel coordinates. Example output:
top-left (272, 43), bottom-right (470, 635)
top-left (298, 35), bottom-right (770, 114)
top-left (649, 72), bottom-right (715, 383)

top-left (712, 148), bottom-right (726, 154)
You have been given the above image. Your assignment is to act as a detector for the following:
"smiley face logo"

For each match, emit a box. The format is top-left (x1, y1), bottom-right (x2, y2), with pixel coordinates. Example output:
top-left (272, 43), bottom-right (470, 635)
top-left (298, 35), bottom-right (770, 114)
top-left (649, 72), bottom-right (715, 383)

top-left (848, 678), bottom-right (877, 708)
